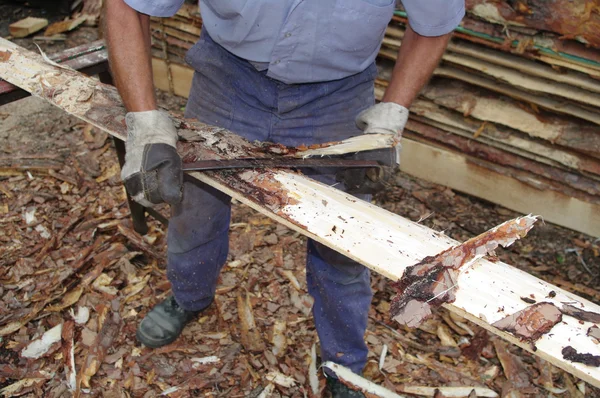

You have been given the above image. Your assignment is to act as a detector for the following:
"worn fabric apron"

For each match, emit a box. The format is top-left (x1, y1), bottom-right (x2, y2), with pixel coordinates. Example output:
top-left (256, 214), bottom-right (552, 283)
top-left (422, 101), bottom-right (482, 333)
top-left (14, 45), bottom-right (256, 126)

top-left (168, 29), bottom-right (377, 374)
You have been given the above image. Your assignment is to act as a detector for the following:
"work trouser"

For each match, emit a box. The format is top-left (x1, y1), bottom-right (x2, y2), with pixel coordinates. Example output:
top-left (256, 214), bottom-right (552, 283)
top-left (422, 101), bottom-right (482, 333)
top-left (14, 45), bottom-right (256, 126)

top-left (168, 29), bottom-right (377, 374)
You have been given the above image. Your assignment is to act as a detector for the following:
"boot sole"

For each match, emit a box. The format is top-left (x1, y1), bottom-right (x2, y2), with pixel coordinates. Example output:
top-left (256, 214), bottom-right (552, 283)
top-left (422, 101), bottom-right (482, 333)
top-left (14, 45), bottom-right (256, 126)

top-left (135, 326), bottom-right (181, 349)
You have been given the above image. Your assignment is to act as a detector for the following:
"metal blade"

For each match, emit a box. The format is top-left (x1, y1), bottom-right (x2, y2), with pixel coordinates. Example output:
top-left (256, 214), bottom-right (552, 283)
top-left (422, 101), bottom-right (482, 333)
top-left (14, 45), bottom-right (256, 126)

top-left (182, 158), bottom-right (381, 171)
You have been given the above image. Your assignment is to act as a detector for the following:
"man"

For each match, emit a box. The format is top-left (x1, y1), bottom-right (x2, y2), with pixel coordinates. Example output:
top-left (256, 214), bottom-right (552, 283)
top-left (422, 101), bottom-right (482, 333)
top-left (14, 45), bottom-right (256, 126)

top-left (105, 0), bottom-right (464, 395)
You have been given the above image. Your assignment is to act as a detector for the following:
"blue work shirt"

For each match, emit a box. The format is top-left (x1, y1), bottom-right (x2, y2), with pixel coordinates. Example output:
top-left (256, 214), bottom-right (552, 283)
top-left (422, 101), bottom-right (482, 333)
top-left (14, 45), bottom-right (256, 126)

top-left (125, 0), bottom-right (465, 84)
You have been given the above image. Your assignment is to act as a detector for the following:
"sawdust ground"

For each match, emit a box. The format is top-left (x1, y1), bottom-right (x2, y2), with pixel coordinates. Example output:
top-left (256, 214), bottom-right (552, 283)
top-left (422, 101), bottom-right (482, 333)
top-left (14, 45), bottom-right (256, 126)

top-left (0, 90), bottom-right (598, 397)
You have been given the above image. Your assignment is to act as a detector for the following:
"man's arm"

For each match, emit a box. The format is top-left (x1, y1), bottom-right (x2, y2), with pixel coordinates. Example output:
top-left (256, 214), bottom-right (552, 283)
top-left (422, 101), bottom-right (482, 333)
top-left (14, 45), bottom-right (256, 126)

top-left (382, 24), bottom-right (451, 108)
top-left (356, 24), bottom-right (454, 143)
top-left (104, 0), bottom-right (156, 111)
top-left (104, 0), bottom-right (183, 206)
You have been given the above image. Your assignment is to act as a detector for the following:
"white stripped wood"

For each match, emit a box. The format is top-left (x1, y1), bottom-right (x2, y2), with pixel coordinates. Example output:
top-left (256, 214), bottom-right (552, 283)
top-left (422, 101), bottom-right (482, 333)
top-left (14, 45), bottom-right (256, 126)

top-left (1, 37), bottom-right (600, 387)
top-left (322, 362), bottom-right (405, 397)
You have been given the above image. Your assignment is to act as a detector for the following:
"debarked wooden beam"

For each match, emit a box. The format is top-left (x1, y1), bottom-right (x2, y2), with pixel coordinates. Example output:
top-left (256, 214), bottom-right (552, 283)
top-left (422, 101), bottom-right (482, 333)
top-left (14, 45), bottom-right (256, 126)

top-left (1, 37), bottom-right (600, 387)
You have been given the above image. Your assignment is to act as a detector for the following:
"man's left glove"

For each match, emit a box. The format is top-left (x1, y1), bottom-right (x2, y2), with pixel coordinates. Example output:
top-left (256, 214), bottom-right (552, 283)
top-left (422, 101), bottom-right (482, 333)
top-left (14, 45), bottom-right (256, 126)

top-left (121, 110), bottom-right (183, 207)
top-left (337, 102), bottom-right (409, 194)
top-left (355, 101), bottom-right (409, 165)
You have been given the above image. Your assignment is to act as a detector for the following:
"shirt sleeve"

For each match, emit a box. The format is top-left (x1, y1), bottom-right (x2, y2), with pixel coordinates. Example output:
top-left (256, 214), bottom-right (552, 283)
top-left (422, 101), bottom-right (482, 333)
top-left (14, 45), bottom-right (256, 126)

top-left (401, 0), bottom-right (465, 36)
top-left (124, 0), bottom-right (185, 17)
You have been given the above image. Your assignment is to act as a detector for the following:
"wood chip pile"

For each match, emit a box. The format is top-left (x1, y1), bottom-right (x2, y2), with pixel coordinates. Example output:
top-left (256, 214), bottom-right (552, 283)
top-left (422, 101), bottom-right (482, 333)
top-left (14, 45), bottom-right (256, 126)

top-left (1, 96), bottom-right (597, 397)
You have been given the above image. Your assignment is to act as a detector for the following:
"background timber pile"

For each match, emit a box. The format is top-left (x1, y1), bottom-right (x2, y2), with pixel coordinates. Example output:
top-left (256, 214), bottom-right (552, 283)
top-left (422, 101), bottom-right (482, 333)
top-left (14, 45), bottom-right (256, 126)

top-left (150, 1), bottom-right (600, 237)
top-left (378, 1), bottom-right (600, 237)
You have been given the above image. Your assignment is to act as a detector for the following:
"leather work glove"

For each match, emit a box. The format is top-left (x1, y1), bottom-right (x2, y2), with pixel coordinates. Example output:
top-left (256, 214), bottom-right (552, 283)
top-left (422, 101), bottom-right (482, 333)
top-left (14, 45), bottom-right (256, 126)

top-left (338, 102), bottom-right (409, 194)
top-left (121, 110), bottom-right (183, 207)
top-left (355, 101), bottom-right (409, 165)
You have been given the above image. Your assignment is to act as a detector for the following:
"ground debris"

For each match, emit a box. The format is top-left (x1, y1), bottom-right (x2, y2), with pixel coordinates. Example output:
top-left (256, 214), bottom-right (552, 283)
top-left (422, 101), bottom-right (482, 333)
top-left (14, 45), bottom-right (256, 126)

top-left (1, 83), bottom-right (599, 396)
top-left (237, 291), bottom-right (266, 353)
top-left (390, 216), bottom-right (537, 328)
top-left (494, 339), bottom-right (537, 396)
top-left (77, 310), bottom-right (121, 392)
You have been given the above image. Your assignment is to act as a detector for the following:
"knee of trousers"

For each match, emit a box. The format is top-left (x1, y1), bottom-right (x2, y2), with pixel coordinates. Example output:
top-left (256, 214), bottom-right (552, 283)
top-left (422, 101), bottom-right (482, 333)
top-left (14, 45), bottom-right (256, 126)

top-left (168, 177), bottom-right (231, 254)
top-left (167, 237), bottom-right (228, 288)
top-left (307, 239), bottom-right (371, 287)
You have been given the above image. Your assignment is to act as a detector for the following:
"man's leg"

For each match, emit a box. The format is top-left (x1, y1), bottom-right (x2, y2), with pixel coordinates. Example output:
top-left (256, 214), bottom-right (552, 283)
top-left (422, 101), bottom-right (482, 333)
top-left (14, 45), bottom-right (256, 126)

top-left (166, 178), bottom-right (231, 311)
top-left (271, 62), bottom-right (382, 374)
top-left (137, 30), bottom-right (275, 347)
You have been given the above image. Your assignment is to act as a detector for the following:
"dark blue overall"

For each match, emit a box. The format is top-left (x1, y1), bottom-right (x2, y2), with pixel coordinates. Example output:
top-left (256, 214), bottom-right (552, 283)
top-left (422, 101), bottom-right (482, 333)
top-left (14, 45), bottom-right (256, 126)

top-left (168, 30), bottom-right (375, 374)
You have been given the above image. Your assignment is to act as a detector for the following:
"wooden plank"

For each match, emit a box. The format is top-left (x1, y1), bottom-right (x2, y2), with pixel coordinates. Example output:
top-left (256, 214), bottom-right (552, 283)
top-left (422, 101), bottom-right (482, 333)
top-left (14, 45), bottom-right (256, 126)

top-left (44, 16), bottom-right (87, 37)
top-left (151, 18), bottom-right (202, 36)
top-left (409, 98), bottom-right (600, 176)
top-left (400, 139), bottom-right (600, 238)
top-left (151, 58), bottom-right (194, 98)
top-left (379, 44), bottom-right (600, 126)
top-left (404, 119), bottom-right (600, 200)
top-left (9, 17), bottom-right (48, 38)
top-left (2, 37), bottom-right (600, 387)
top-left (0, 41), bottom-right (107, 105)
top-left (421, 78), bottom-right (600, 155)
top-left (383, 32), bottom-right (600, 99)
top-left (435, 66), bottom-right (600, 126)
top-left (150, 24), bottom-right (199, 44)
top-left (464, 0), bottom-right (600, 49)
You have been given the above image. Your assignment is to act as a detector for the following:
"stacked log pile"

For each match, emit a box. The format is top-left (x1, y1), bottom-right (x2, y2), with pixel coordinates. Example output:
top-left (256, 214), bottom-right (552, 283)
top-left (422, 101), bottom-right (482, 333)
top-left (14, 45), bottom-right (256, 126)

top-left (146, 2), bottom-right (600, 236)
top-left (149, 3), bottom-right (200, 97)
top-left (378, 2), bottom-right (600, 237)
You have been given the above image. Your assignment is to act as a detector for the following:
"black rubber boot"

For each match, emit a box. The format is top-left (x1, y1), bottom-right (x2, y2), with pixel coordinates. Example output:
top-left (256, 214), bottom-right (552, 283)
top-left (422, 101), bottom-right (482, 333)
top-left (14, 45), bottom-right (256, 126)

top-left (326, 377), bottom-right (366, 398)
top-left (136, 296), bottom-right (203, 348)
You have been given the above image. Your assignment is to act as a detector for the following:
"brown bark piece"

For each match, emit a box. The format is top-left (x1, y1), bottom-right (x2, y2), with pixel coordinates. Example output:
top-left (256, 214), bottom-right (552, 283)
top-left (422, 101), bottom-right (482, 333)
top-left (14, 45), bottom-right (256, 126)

top-left (494, 339), bottom-right (533, 396)
top-left (236, 292), bottom-right (265, 353)
top-left (492, 302), bottom-right (562, 342)
top-left (77, 312), bottom-right (121, 392)
top-left (561, 304), bottom-right (600, 323)
top-left (116, 224), bottom-right (162, 260)
top-left (461, 329), bottom-right (489, 361)
top-left (390, 216), bottom-right (537, 328)
top-left (562, 346), bottom-right (600, 367)
top-left (588, 325), bottom-right (600, 342)
top-left (62, 321), bottom-right (76, 391)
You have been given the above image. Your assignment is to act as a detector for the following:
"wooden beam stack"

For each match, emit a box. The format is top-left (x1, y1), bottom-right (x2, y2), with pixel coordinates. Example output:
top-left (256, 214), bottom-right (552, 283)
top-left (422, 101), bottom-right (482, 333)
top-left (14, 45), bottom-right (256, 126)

top-left (149, 3), bottom-right (199, 97)
top-left (378, 3), bottom-right (600, 237)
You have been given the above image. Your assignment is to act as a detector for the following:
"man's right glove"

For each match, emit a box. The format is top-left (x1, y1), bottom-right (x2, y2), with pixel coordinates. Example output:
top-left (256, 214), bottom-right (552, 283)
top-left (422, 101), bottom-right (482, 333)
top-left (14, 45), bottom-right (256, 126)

top-left (121, 110), bottom-right (183, 207)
